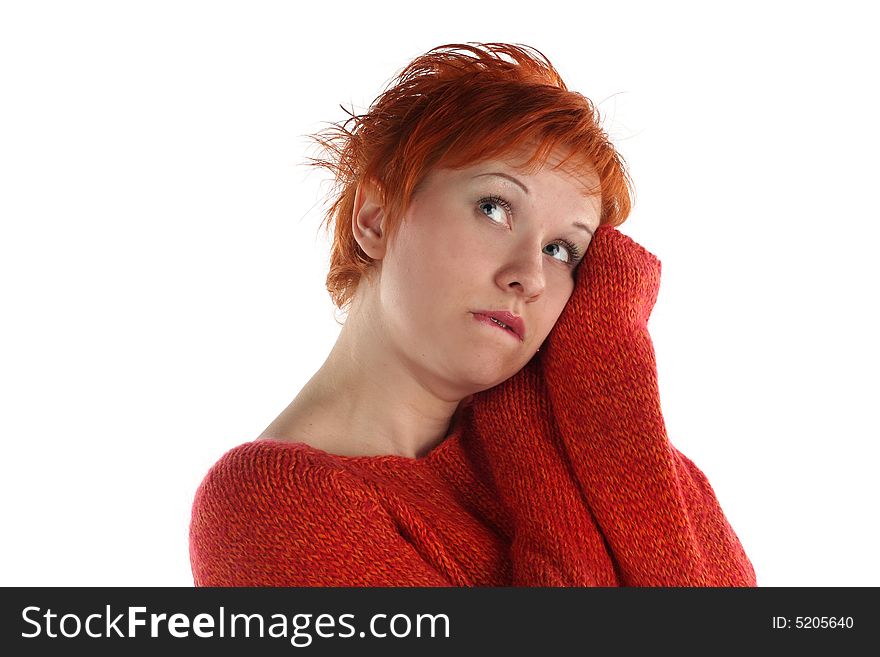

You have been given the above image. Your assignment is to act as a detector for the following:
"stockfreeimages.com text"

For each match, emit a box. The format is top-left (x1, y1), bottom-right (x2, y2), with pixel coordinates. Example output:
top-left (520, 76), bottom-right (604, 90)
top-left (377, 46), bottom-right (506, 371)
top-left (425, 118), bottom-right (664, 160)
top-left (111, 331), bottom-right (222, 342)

top-left (21, 605), bottom-right (451, 647)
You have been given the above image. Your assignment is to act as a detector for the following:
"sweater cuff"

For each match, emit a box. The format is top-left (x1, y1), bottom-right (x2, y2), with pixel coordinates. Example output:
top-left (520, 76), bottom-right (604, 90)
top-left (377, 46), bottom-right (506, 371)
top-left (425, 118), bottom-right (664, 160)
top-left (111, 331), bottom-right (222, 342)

top-left (561, 224), bottom-right (662, 333)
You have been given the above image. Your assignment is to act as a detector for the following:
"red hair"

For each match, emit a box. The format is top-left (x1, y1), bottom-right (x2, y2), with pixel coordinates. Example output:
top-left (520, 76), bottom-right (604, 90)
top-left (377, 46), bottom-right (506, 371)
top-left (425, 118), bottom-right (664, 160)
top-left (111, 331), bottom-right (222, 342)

top-left (303, 42), bottom-right (635, 316)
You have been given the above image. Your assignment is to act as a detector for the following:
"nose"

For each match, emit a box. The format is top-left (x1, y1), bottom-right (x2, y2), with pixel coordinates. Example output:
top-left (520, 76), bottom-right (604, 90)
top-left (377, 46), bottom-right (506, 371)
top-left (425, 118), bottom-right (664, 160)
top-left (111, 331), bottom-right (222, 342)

top-left (498, 245), bottom-right (546, 298)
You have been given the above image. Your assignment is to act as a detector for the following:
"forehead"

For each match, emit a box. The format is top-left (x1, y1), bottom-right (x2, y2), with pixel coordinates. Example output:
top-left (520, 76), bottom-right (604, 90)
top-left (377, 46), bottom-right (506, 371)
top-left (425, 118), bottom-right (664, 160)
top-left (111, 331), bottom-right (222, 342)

top-left (430, 145), bottom-right (601, 197)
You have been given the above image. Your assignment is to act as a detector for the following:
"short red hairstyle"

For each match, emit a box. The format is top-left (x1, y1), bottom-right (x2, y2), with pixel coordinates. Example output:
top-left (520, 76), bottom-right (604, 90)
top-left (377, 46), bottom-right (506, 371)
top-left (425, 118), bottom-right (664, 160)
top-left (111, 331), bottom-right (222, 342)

top-left (303, 42), bottom-right (635, 315)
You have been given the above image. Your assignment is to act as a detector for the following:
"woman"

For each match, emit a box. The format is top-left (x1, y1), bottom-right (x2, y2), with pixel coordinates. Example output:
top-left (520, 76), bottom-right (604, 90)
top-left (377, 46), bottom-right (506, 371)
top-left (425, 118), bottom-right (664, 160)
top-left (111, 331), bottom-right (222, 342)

top-left (189, 42), bottom-right (757, 587)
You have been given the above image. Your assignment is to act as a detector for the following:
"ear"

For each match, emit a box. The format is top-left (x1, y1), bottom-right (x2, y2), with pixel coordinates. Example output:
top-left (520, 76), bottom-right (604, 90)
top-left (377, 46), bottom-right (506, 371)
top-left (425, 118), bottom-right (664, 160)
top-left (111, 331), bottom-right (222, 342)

top-left (351, 178), bottom-right (387, 260)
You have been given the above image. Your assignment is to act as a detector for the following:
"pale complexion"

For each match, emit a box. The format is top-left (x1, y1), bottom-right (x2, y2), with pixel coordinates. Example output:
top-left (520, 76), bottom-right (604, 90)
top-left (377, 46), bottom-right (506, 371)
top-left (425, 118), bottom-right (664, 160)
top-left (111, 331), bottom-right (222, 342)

top-left (257, 148), bottom-right (602, 458)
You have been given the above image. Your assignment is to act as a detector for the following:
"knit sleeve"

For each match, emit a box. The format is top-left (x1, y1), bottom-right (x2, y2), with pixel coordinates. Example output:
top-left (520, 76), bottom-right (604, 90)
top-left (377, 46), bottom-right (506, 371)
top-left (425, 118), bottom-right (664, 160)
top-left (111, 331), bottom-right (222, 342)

top-left (468, 362), bottom-right (624, 587)
top-left (189, 442), bottom-right (453, 587)
top-left (541, 225), bottom-right (757, 587)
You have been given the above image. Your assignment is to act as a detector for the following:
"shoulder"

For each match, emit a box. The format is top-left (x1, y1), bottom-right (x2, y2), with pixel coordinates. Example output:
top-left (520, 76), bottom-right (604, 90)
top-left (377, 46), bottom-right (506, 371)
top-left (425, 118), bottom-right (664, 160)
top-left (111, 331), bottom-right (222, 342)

top-left (189, 440), bottom-right (453, 586)
top-left (190, 439), bottom-right (376, 528)
top-left (189, 439), bottom-right (386, 584)
top-left (201, 437), bottom-right (337, 474)
top-left (194, 438), bottom-right (359, 497)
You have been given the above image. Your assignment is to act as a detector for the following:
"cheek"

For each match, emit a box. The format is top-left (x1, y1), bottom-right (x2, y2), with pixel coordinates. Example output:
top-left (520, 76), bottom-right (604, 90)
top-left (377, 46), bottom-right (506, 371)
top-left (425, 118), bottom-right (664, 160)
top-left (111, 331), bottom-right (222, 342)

top-left (409, 221), bottom-right (488, 290)
top-left (383, 214), bottom-right (492, 325)
top-left (439, 226), bottom-right (496, 283)
top-left (382, 244), bottom-right (458, 329)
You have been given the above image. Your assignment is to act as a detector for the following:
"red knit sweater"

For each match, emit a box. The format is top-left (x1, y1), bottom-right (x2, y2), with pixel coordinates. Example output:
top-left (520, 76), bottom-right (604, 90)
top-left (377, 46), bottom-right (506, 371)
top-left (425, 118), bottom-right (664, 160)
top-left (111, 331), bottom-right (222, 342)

top-left (189, 226), bottom-right (757, 587)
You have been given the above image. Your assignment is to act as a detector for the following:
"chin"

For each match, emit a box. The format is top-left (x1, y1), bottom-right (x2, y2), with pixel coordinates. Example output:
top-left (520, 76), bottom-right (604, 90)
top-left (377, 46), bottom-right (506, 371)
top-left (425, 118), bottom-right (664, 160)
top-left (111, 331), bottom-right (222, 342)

top-left (466, 363), bottom-right (518, 391)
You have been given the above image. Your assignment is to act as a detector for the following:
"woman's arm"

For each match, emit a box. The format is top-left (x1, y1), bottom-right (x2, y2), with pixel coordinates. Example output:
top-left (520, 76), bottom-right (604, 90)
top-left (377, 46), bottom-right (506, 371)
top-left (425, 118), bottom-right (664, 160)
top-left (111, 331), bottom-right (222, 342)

top-left (468, 358), bottom-right (621, 586)
top-left (542, 225), bottom-right (757, 586)
top-left (189, 445), bottom-right (453, 587)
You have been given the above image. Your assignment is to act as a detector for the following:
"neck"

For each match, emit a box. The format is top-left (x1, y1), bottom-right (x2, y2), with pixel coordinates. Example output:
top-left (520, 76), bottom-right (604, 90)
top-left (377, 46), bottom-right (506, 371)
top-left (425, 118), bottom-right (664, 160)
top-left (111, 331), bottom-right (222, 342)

top-left (259, 301), bottom-right (467, 459)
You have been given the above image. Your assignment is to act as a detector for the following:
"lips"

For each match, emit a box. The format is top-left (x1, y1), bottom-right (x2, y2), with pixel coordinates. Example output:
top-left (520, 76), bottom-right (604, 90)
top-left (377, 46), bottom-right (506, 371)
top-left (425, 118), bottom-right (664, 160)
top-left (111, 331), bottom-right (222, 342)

top-left (471, 310), bottom-right (525, 341)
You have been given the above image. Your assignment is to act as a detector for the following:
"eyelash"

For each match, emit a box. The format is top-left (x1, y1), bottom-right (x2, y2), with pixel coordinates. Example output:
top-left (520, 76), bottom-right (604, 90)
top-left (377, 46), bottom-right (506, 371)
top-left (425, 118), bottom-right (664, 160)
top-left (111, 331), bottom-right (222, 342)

top-left (477, 194), bottom-right (584, 266)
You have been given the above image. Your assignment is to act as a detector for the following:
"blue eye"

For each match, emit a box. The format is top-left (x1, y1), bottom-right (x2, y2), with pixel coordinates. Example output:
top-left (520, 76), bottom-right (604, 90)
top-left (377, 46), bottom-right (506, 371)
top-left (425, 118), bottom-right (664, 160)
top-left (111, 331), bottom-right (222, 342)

top-left (477, 195), bottom-right (584, 267)
top-left (546, 239), bottom-right (583, 264)
top-left (478, 195), bottom-right (512, 224)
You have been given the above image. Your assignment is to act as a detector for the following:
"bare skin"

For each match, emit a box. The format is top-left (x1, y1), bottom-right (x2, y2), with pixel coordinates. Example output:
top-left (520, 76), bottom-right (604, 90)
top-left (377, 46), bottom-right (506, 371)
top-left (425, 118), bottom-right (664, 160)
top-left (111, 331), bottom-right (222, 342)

top-left (257, 147), bottom-right (601, 458)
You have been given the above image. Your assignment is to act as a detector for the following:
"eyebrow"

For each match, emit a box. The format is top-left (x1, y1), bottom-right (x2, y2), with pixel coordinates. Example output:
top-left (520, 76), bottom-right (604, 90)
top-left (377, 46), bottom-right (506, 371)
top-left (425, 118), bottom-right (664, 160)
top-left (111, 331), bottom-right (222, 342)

top-left (473, 171), bottom-right (595, 236)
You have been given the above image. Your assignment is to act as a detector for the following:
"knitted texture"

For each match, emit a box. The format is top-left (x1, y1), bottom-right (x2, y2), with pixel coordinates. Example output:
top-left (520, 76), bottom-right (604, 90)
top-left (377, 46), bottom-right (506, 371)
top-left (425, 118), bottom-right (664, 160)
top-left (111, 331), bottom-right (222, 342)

top-left (189, 225), bottom-right (757, 587)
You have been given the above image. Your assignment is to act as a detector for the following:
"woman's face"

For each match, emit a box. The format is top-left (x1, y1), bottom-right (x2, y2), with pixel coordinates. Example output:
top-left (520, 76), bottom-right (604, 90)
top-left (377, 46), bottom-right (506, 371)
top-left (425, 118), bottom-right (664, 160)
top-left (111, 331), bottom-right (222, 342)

top-left (359, 148), bottom-right (602, 395)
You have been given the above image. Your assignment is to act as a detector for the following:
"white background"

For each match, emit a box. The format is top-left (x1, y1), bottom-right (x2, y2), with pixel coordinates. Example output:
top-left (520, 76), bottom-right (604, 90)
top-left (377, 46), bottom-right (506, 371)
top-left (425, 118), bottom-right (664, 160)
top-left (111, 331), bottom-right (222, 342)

top-left (1, 0), bottom-right (877, 586)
